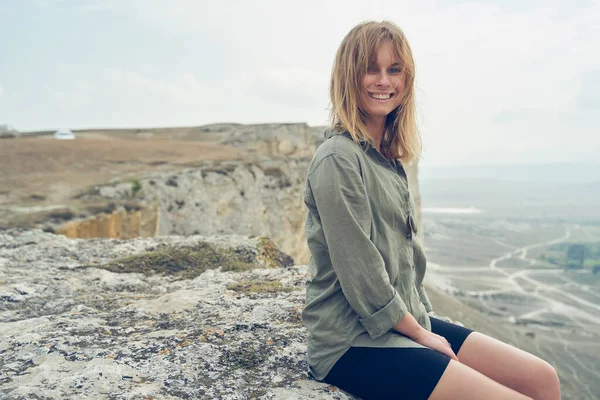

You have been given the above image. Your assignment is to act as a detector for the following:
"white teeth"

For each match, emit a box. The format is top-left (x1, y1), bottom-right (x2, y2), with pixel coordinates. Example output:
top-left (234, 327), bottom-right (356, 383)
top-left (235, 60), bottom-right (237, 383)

top-left (369, 93), bottom-right (391, 100)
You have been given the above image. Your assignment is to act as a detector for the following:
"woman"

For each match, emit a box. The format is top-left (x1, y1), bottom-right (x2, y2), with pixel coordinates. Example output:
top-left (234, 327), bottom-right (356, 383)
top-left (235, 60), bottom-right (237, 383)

top-left (301, 21), bottom-right (561, 400)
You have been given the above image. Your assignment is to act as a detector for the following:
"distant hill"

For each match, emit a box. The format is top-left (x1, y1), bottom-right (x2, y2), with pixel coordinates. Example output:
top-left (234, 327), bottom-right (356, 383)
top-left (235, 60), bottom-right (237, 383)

top-left (419, 177), bottom-right (600, 221)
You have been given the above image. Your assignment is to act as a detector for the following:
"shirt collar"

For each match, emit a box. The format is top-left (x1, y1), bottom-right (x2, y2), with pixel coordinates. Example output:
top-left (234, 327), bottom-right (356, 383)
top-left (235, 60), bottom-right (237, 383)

top-left (324, 128), bottom-right (370, 146)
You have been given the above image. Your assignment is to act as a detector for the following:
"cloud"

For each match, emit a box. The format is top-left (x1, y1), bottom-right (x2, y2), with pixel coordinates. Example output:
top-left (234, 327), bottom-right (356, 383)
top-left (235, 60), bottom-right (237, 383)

top-left (48, 66), bottom-right (251, 127)
top-left (577, 70), bottom-right (600, 110)
top-left (247, 67), bottom-right (327, 109)
top-left (112, 2), bottom-right (600, 109)
top-left (101, 68), bottom-right (215, 108)
top-left (9, 0), bottom-right (600, 164)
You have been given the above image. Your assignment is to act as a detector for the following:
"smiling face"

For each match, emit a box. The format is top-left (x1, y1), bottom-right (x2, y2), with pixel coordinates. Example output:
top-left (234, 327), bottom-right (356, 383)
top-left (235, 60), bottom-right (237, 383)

top-left (330, 21), bottom-right (420, 162)
top-left (359, 40), bottom-right (406, 124)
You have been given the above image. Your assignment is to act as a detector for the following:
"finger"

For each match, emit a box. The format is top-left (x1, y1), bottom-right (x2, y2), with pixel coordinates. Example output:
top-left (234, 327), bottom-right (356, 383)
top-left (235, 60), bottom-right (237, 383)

top-left (436, 337), bottom-right (457, 360)
top-left (432, 341), bottom-right (456, 361)
top-left (436, 336), bottom-right (450, 348)
top-left (436, 334), bottom-right (450, 346)
top-left (434, 344), bottom-right (454, 361)
top-left (436, 340), bottom-right (458, 361)
top-left (447, 348), bottom-right (459, 361)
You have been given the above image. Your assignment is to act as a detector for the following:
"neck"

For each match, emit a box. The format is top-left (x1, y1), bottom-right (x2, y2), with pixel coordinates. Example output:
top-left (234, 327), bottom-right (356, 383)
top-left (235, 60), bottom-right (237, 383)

top-left (365, 116), bottom-right (386, 153)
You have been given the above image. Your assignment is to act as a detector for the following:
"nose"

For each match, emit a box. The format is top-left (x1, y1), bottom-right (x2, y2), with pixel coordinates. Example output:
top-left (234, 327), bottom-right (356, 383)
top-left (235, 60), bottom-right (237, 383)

top-left (376, 72), bottom-right (392, 87)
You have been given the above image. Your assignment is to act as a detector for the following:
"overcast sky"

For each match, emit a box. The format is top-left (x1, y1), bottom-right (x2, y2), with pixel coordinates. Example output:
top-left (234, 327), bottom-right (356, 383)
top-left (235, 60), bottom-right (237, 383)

top-left (0, 0), bottom-right (598, 166)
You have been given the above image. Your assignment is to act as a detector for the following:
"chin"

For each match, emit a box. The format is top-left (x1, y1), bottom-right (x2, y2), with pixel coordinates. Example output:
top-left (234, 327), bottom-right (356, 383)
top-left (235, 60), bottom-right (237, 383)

top-left (367, 107), bottom-right (396, 118)
top-left (361, 99), bottom-right (402, 120)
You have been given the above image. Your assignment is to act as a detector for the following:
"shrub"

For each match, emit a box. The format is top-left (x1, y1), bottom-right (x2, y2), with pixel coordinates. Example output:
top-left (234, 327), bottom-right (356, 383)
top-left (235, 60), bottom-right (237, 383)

top-left (84, 242), bottom-right (257, 280)
top-left (131, 179), bottom-right (142, 196)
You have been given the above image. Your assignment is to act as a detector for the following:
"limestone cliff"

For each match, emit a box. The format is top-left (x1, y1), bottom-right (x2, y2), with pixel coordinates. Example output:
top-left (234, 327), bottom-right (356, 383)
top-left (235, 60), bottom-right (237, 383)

top-left (198, 122), bottom-right (323, 159)
top-left (56, 201), bottom-right (159, 239)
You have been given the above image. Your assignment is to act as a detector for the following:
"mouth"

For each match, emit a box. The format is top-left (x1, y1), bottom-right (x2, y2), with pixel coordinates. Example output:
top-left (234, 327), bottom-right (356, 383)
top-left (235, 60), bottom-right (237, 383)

top-left (367, 92), bottom-right (395, 101)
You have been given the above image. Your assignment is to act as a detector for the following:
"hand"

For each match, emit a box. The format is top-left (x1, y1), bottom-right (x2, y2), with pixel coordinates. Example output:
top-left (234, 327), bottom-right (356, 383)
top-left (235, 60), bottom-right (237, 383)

top-left (413, 329), bottom-right (459, 361)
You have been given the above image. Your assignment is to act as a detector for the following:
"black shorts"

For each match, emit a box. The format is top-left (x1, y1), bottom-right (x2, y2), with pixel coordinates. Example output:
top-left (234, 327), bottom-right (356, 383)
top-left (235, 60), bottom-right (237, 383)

top-left (322, 316), bottom-right (475, 400)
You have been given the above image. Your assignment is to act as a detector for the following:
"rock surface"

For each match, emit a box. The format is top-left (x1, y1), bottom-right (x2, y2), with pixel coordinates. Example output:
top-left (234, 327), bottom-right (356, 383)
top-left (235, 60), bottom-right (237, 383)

top-left (198, 123), bottom-right (324, 159)
top-left (69, 157), bottom-right (310, 265)
top-left (0, 229), bottom-right (359, 399)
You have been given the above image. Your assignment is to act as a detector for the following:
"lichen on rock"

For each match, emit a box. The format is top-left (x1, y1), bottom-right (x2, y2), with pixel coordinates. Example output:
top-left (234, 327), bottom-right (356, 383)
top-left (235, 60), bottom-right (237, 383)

top-left (227, 280), bottom-right (295, 295)
top-left (0, 229), bottom-right (358, 399)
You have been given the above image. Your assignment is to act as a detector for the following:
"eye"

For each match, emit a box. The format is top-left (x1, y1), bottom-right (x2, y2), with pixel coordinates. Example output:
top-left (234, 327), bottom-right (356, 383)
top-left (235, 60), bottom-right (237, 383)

top-left (389, 67), bottom-right (402, 74)
top-left (367, 65), bottom-right (378, 74)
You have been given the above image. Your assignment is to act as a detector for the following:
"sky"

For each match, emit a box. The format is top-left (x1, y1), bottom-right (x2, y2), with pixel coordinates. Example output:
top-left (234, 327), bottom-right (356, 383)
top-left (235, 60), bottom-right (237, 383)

top-left (0, 0), bottom-right (598, 166)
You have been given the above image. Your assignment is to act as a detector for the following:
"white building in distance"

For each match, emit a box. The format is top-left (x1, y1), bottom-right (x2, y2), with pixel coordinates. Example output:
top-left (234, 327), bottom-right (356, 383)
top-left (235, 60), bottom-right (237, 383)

top-left (54, 129), bottom-right (75, 140)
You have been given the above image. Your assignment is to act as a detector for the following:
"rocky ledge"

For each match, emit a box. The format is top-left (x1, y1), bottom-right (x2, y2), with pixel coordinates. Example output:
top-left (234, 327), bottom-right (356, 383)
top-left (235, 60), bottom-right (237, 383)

top-left (0, 229), bottom-right (359, 399)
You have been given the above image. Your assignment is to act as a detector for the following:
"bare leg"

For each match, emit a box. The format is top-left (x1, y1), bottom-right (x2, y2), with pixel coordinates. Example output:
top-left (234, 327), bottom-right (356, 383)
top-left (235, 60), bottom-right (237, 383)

top-left (429, 359), bottom-right (532, 400)
top-left (456, 332), bottom-right (561, 400)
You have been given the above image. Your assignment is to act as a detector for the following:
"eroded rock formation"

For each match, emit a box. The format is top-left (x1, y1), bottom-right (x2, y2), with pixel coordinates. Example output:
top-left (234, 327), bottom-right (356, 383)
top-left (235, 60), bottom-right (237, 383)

top-left (56, 201), bottom-right (160, 240)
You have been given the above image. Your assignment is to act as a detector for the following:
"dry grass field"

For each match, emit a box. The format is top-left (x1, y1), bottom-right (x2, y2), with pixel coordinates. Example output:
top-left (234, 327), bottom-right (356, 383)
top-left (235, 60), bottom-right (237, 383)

top-left (0, 130), bottom-right (243, 207)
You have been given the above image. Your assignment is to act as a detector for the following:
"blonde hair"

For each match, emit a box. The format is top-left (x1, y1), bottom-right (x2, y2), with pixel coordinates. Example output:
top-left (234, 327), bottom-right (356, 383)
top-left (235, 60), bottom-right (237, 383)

top-left (329, 20), bottom-right (421, 164)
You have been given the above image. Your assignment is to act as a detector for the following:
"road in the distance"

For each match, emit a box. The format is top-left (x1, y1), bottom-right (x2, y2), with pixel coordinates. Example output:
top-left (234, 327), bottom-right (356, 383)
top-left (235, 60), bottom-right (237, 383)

top-left (426, 225), bottom-right (600, 399)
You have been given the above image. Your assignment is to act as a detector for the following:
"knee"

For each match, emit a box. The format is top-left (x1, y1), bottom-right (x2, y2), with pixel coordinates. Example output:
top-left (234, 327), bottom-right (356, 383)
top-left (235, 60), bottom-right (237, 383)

top-left (531, 360), bottom-right (560, 399)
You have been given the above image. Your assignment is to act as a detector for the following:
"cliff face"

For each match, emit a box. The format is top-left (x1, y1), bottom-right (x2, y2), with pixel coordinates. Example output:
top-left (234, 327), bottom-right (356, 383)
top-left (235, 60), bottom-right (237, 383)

top-left (56, 201), bottom-right (159, 239)
top-left (57, 123), bottom-right (422, 264)
top-left (201, 122), bottom-right (323, 159)
top-left (79, 159), bottom-right (308, 264)
top-left (0, 229), bottom-right (359, 399)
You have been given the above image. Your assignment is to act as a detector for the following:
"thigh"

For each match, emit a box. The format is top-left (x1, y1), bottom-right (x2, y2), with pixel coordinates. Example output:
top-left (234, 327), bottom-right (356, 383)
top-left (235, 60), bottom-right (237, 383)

top-left (455, 331), bottom-right (560, 399)
top-left (429, 316), bottom-right (475, 356)
top-left (430, 359), bottom-right (532, 400)
top-left (323, 346), bottom-right (451, 400)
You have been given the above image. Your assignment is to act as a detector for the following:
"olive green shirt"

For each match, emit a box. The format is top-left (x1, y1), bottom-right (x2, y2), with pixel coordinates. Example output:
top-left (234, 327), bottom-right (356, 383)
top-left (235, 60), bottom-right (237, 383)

top-left (302, 129), bottom-right (434, 381)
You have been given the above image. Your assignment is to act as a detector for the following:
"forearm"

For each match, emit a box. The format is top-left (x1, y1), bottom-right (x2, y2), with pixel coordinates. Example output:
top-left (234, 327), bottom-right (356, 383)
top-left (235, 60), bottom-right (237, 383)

top-left (392, 311), bottom-right (427, 340)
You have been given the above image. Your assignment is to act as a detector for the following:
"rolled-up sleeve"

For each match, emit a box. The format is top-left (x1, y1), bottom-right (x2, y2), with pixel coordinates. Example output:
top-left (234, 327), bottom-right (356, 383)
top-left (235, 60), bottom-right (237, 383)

top-left (418, 283), bottom-right (434, 313)
top-left (307, 154), bottom-right (409, 339)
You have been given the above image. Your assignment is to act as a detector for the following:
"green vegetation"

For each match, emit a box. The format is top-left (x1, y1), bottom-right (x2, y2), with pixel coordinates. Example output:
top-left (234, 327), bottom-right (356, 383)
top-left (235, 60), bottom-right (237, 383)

top-left (226, 280), bottom-right (293, 294)
top-left (540, 242), bottom-right (600, 271)
top-left (131, 179), bottom-right (142, 197)
top-left (86, 242), bottom-right (257, 279)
